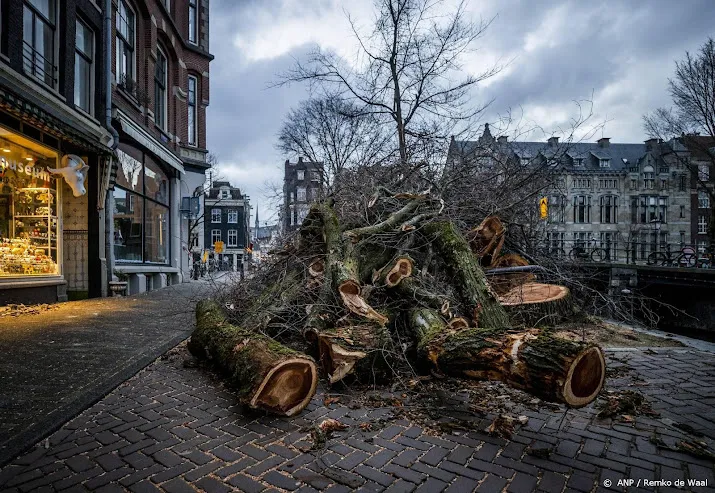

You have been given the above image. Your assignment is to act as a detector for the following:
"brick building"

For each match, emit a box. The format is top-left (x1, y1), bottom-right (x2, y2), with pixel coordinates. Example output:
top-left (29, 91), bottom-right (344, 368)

top-left (203, 181), bottom-right (250, 271)
top-left (109, 0), bottom-right (213, 293)
top-left (0, 0), bottom-right (116, 303)
top-left (282, 157), bottom-right (323, 233)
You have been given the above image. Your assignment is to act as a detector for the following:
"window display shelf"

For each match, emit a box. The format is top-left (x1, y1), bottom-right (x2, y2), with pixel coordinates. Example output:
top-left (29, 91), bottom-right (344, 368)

top-left (14, 215), bottom-right (58, 219)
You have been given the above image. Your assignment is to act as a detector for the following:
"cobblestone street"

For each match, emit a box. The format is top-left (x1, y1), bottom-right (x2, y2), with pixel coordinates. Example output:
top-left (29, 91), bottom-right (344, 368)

top-left (1, 343), bottom-right (713, 493)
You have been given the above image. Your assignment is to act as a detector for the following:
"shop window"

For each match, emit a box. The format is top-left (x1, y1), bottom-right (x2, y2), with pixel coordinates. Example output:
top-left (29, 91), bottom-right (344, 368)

top-left (0, 136), bottom-right (60, 276)
top-left (74, 19), bottom-right (93, 114)
top-left (23, 0), bottom-right (57, 88)
top-left (114, 148), bottom-right (171, 264)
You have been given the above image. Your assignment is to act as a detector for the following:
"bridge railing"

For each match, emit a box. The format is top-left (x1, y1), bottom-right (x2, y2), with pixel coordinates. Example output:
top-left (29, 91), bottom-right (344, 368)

top-left (523, 240), bottom-right (713, 268)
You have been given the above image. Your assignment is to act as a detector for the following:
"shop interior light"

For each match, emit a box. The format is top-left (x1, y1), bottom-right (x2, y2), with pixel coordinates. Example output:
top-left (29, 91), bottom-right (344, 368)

top-left (25, 157), bottom-right (33, 161)
top-left (2, 149), bottom-right (10, 153)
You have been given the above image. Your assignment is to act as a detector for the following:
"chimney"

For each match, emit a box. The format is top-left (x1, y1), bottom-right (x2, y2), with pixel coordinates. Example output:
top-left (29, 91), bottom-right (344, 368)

top-left (298, 156), bottom-right (304, 164)
top-left (597, 137), bottom-right (610, 148)
top-left (497, 136), bottom-right (508, 144)
top-left (548, 136), bottom-right (559, 147)
top-left (644, 138), bottom-right (659, 151)
top-left (285, 159), bottom-right (290, 166)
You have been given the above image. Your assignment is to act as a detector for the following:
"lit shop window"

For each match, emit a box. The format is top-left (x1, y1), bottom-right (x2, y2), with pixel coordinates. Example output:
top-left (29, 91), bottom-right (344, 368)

top-left (0, 137), bottom-right (60, 276)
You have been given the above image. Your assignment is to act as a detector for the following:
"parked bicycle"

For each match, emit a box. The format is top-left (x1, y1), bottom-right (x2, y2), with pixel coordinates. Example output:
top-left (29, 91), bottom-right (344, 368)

top-left (568, 239), bottom-right (608, 262)
top-left (646, 244), bottom-right (696, 267)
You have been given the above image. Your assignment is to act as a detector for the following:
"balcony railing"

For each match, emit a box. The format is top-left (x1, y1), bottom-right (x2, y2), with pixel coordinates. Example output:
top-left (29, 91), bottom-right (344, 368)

top-left (22, 41), bottom-right (57, 88)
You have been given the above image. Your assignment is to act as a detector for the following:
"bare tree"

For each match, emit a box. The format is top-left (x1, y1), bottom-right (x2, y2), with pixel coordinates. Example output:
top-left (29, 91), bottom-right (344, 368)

top-left (276, 95), bottom-right (394, 191)
top-left (278, 0), bottom-right (500, 168)
top-left (643, 37), bottom-right (715, 249)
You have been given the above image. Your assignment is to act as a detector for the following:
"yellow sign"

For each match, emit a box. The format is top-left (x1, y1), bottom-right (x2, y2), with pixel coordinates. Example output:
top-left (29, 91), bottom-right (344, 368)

top-left (539, 197), bottom-right (548, 219)
top-left (202, 250), bottom-right (208, 262)
top-left (214, 241), bottom-right (225, 254)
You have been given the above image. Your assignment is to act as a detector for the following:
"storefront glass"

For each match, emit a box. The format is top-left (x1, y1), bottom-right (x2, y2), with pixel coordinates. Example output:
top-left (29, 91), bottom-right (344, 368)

top-left (0, 135), bottom-right (60, 277)
top-left (114, 147), bottom-right (170, 264)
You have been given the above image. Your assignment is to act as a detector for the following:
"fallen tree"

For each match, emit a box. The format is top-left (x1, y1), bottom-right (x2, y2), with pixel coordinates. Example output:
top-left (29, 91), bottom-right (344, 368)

top-left (189, 189), bottom-right (606, 415)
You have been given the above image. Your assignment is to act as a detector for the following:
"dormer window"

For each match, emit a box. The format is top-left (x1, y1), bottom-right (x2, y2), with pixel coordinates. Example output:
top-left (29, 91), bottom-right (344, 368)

top-left (520, 157), bottom-right (530, 166)
top-left (297, 170), bottom-right (305, 181)
top-left (599, 158), bottom-right (610, 168)
top-left (221, 190), bottom-right (230, 199)
top-left (574, 158), bottom-right (584, 167)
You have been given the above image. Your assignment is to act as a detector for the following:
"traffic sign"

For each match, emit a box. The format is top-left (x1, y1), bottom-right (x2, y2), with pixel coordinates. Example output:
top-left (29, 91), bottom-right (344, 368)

top-left (214, 241), bottom-right (225, 254)
top-left (539, 197), bottom-right (548, 219)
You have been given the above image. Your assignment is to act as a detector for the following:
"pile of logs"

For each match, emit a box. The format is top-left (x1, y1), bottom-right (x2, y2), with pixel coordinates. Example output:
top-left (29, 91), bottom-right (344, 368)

top-left (188, 189), bottom-right (606, 416)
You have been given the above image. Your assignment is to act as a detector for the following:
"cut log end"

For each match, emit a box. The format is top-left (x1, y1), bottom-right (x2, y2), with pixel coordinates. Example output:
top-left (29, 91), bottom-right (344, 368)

top-left (499, 282), bottom-right (570, 306)
top-left (338, 281), bottom-right (389, 325)
top-left (385, 257), bottom-right (413, 287)
top-left (308, 258), bottom-right (325, 277)
top-left (250, 358), bottom-right (318, 416)
top-left (562, 346), bottom-right (606, 408)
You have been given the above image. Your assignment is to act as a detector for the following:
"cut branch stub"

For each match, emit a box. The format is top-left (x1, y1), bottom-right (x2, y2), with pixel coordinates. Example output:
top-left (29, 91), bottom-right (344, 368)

top-left (308, 258), bottom-right (325, 278)
top-left (375, 255), bottom-right (414, 287)
top-left (189, 300), bottom-right (318, 416)
top-left (317, 323), bottom-right (392, 383)
top-left (409, 308), bottom-right (605, 407)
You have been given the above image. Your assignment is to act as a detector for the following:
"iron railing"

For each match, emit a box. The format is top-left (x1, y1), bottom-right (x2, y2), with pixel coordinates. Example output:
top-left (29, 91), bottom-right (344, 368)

top-left (22, 41), bottom-right (57, 88)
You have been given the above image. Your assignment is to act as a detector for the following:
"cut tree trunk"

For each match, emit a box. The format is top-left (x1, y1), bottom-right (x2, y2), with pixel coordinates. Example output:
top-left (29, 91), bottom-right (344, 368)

top-left (422, 222), bottom-right (510, 328)
top-left (467, 216), bottom-right (506, 266)
top-left (189, 300), bottom-right (318, 416)
top-left (408, 308), bottom-right (605, 407)
top-left (488, 254), bottom-right (536, 295)
top-left (317, 322), bottom-right (392, 383)
top-left (499, 282), bottom-right (572, 326)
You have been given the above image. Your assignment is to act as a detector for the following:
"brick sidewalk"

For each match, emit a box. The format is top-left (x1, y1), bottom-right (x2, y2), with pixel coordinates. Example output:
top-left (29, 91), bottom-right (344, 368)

top-left (0, 346), bottom-right (713, 492)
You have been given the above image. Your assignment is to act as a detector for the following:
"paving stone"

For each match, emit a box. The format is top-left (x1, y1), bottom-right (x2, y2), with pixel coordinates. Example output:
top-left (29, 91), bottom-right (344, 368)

top-left (383, 479), bottom-right (417, 493)
top-left (477, 474), bottom-right (509, 492)
top-left (194, 476), bottom-right (233, 493)
top-left (264, 470), bottom-right (302, 490)
top-left (355, 465), bottom-right (396, 487)
top-left (508, 472), bottom-right (539, 493)
top-left (65, 455), bottom-right (95, 473)
top-left (162, 478), bottom-right (197, 493)
top-left (383, 463), bottom-right (427, 484)
top-left (445, 476), bottom-right (479, 493)
top-left (420, 447), bottom-right (450, 466)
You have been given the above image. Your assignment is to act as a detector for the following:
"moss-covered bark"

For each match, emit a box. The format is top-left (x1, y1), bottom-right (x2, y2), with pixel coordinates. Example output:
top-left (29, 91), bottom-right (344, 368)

top-left (422, 222), bottom-right (510, 328)
top-left (189, 300), bottom-right (318, 416)
top-left (317, 322), bottom-right (393, 383)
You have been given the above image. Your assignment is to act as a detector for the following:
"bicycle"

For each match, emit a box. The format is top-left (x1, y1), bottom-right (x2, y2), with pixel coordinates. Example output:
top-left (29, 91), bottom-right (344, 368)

top-left (568, 240), bottom-right (608, 262)
top-left (646, 244), bottom-right (696, 267)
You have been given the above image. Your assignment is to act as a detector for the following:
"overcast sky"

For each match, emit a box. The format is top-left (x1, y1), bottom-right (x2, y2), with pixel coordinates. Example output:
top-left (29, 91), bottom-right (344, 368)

top-left (206, 0), bottom-right (715, 225)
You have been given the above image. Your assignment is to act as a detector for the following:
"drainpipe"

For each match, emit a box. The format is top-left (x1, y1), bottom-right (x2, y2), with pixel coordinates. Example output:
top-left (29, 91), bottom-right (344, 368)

top-left (104, 0), bottom-right (119, 292)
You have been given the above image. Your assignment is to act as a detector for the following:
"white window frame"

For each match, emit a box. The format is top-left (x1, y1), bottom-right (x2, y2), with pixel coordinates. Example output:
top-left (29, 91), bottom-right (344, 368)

top-left (211, 208), bottom-right (221, 223)
top-left (311, 171), bottom-right (320, 182)
top-left (187, 75), bottom-right (197, 146)
top-left (227, 210), bottom-right (238, 223)
top-left (296, 186), bottom-right (307, 202)
top-left (221, 190), bottom-right (230, 200)
top-left (227, 230), bottom-right (238, 247)
top-left (699, 164), bottom-right (710, 181)
top-left (211, 229), bottom-right (221, 245)
top-left (698, 216), bottom-right (708, 234)
top-left (599, 159), bottom-right (610, 168)
top-left (699, 190), bottom-right (710, 209)
top-left (297, 170), bottom-right (305, 180)
top-left (116, 0), bottom-right (135, 85)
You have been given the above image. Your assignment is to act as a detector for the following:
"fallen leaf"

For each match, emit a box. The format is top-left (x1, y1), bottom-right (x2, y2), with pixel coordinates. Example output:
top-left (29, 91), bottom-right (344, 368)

top-left (323, 396), bottom-right (341, 406)
top-left (319, 419), bottom-right (348, 433)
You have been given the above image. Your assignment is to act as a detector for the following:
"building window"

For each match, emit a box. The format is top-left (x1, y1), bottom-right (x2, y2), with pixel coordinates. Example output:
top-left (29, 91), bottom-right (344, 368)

top-left (573, 178), bottom-right (590, 189)
top-left (679, 174), bottom-right (686, 192)
top-left (220, 190), bottom-right (230, 200)
top-left (211, 229), bottom-right (221, 245)
top-left (296, 205), bottom-right (309, 225)
top-left (600, 232), bottom-right (617, 260)
top-left (116, 0), bottom-right (135, 85)
top-left (699, 164), bottom-right (710, 182)
top-left (74, 19), bottom-right (93, 113)
top-left (546, 231), bottom-right (565, 255)
top-left (697, 240), bottom-right (708, 253)
top-left (297, 170), bottom-right (305, 181)
top-left (227, 230), bottom-right (237, 247)
top-left (630, 179), bottom-right (638, 190)
top-left (573, 158), bottom-right (584, 167)
top-left (211, 209), bottom-right (221, 223)
top-left (643, 166), bottom-right (654, 190)
top-left (23, 0), bottom-right (57, 87)
top-left (548, 195), bottom-right (565, 223)
top-left (311, 171), bottom-right (320, 182)
top-left (297, 186), bottom-right (307, 202)
top-left (188, 0), bottom-right (198, 43)
top-left (599, 158), bottom-right (610, 168)
top-left (154, 48), bottom-right (167, 130)
top-left (599, 195), bottom-right (617, 224)
top-left (599, 179), bottom-right (617, 189)
top-left (660, 179), bottom-right (667, 190)
top-left (698, 216), bottom-right (708, 234)
top-left (680, 231), bottom-right (686, 246)
top-left (680, 205), bottom-right (685, 218)
top-left (573, 196), bottom-right (591, 224)
top-left (187, 76), bottom-right (197, 145)
top-left (114, 150), bottom-right (170, 264)
top-left (227, 210), bottom-right (238, 223)
top-left (637, 196), bottom-right (667, 224)
top-left (699, 190), bottom-right (710, 209)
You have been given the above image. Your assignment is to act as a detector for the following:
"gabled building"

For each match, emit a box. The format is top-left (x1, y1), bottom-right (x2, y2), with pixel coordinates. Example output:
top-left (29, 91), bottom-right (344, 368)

top-left (282, 157), bottom-right (323, 233)
top-left (447, 126), bottom-right (693, 262)
top-left (203, 181), bottom-right (250, 270)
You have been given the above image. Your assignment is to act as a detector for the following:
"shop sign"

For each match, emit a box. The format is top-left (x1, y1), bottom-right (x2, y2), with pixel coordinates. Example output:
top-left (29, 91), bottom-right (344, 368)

top-left (0, 156), bottom-right (54, 183)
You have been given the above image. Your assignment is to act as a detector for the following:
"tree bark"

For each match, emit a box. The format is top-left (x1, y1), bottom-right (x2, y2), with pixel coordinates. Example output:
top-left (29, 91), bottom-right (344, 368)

top-left (317, 322), bottom-right (392, 383)
top-left (408, 308), bottom-right (605, 407)
top-left (189, 300), bottom-right (318, 416)
top-left (422, 221), bottom-right (510, 328)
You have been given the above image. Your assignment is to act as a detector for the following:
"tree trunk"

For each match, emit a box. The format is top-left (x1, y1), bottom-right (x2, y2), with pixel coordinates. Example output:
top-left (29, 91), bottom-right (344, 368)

top-left (499, 282), bottom-right (572, 326)
top-left (422, 221), bottom-right (510, 328)
top-left (189, 300), bottom-right (318, 416)
top-left (488, 253), bottom-right (536, 295)
top-left (408, 308), bottom-right (605, 407)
